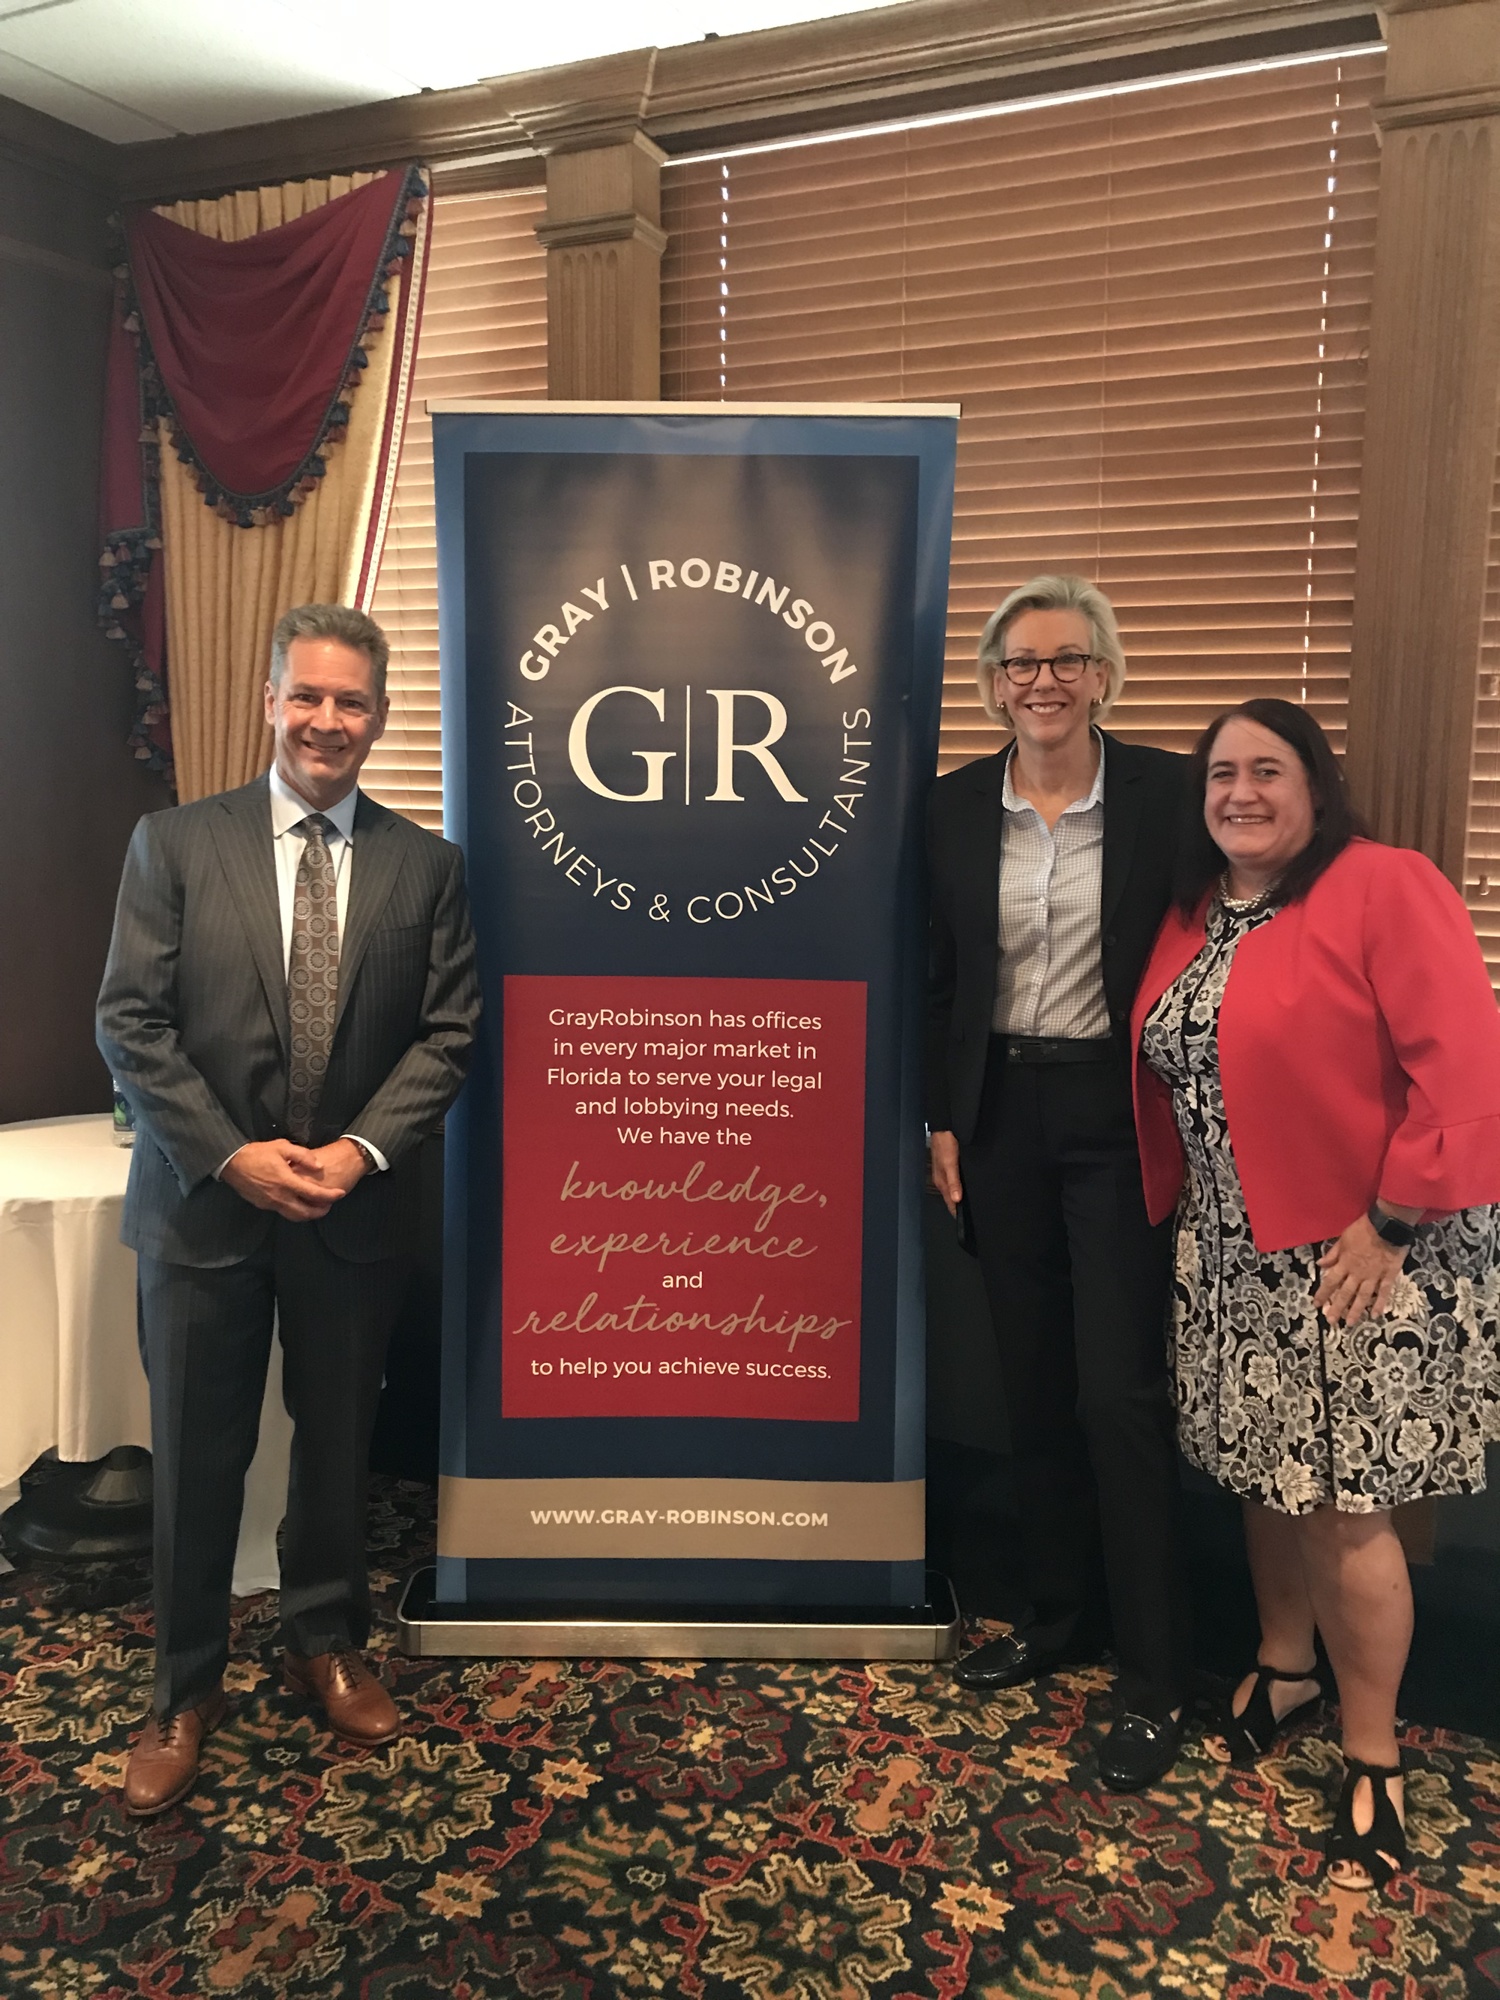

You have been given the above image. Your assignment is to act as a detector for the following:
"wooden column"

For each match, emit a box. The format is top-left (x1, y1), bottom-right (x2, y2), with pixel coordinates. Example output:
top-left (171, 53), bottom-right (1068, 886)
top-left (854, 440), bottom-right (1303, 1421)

top-left (536, 130), bottom-right (666, 399)
top-left (1344, 0), bottom-right (1500, 882)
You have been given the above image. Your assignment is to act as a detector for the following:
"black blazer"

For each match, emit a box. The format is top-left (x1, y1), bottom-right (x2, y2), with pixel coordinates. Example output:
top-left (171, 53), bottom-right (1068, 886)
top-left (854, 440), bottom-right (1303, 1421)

top-left (97, 775), bottom-right (481, 1268)
top-left (926, 732), bottom-right (1186, 1144)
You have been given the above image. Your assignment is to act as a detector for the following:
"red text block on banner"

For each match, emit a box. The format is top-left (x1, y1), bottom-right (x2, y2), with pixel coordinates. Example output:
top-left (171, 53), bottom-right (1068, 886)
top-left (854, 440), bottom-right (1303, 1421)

top-left (501, 974), bottom-right (866, 1420)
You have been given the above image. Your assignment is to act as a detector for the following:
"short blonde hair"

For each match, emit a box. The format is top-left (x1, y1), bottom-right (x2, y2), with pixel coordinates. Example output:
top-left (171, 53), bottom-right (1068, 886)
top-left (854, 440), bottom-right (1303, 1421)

top-left (976, 574), bottom-right (1127, 726)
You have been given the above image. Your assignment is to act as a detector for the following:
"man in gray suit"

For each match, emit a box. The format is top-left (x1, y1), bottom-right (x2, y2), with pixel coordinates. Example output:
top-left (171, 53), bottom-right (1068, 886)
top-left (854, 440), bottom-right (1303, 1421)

top-left (97, 602), bottom-right (480, 1816)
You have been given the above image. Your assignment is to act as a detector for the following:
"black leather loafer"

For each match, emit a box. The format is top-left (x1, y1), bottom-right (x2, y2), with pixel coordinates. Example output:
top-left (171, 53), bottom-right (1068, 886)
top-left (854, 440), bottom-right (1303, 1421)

top-left (953, 1630), bottom-right (1104, 1693)
top-left (1097, 1708), bottom-right (1187, 1792)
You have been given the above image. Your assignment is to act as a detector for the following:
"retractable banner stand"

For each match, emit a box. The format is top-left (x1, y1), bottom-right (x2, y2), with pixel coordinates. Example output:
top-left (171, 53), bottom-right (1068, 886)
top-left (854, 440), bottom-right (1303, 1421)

top-left (420, 401), bottom-right (958, 1650)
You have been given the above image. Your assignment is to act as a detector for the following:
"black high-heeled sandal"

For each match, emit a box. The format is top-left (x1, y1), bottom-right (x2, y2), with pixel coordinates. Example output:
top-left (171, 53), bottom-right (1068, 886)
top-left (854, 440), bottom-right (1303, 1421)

top-left (1325, 1757), bottom-right (1407, 1893)
top-left (1213, 1662), bottom-right (1324, 1767)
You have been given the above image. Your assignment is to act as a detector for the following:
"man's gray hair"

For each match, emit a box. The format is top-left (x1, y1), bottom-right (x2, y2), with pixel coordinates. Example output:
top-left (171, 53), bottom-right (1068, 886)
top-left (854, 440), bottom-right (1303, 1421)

top-left (270, 603), bottom-right (390, 700)
top-left (976, 574), bottom-right (1127, 726)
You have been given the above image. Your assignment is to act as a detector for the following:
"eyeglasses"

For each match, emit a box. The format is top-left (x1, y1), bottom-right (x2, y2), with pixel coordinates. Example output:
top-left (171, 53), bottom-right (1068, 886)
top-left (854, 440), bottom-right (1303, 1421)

top-left (996, 650), bottom-right (1096, 685)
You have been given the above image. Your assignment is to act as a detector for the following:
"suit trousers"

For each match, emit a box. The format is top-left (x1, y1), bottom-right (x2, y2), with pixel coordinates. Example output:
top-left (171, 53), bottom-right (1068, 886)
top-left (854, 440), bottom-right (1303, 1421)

top-left (961, 1038), bottom-right (1192, 1715)
top-left (137, 1222), bottom-right (412, 1717)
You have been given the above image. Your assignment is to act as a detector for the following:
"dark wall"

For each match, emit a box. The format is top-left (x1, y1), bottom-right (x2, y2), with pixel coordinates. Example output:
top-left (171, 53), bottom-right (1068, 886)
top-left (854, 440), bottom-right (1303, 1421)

top-left (0, 129), bottom-right (169, 1124)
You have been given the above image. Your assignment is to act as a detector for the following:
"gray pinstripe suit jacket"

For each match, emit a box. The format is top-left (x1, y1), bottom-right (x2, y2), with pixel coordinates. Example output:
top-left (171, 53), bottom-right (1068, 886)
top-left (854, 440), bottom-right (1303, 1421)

top-left (96, 773), bottom-right (481, 1268)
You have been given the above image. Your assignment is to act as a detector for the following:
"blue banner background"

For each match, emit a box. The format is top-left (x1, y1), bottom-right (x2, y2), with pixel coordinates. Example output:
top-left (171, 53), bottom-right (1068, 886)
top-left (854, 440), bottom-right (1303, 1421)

top-left (435, 407), bottom-right (957, 1607)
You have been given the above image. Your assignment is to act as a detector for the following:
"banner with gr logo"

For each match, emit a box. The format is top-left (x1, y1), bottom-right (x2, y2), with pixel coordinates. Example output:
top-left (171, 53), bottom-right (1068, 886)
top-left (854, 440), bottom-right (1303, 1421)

top-left (434, 403), bottom-right (958, 1615)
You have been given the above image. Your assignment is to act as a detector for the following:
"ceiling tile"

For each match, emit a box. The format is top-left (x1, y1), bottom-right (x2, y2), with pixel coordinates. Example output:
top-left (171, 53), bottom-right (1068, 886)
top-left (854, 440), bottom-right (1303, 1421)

top-left (0, 42), bottom-right (175, 139)
top-left (0, 0), bottom-right (421, 136)
top-left (0, 0), bottom-right (920, 141)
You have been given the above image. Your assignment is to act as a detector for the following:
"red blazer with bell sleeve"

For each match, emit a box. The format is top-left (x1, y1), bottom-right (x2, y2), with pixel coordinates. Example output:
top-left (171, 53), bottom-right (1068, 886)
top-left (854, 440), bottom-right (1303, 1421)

top-left (1130, 839), bottom-right (1500, 1253)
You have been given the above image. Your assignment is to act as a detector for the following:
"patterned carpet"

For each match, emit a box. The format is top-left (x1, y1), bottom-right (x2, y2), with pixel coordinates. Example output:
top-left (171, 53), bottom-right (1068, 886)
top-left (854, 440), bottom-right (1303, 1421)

top-left (2, 1477), bottom-right (1498, 1999)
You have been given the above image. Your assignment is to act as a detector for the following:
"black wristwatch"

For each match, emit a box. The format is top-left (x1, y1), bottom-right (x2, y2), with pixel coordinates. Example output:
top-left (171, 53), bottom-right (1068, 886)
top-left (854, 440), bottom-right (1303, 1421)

top-left (1367, 1202), bottom-right (1417, 1248)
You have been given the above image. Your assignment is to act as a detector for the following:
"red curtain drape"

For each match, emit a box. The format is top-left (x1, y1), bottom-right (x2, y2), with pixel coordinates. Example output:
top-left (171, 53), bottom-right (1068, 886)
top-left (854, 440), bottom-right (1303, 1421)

top-left (124, 169), bottom-right (415, 513)
top-left (99, 166), bottom-right (427, 785)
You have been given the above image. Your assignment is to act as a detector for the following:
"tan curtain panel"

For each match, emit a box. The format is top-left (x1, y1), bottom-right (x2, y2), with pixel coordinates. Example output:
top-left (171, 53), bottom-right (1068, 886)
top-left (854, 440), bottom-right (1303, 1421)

top-left (1466, 450), bottom-right (1500, 983)
top-left (662, 52), bottom-right (1384, 772)
top-left (155, 173), bottom-right (423, 802)
top-left (363, 187), bottom-right (548, 829)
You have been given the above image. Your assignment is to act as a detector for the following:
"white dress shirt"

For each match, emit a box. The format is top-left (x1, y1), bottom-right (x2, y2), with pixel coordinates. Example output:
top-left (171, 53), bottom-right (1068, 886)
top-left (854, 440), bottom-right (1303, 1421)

top-left (217, 768), bottom-right (388, 1175)
top-left (991, 732), bottom-right (1112, 1040)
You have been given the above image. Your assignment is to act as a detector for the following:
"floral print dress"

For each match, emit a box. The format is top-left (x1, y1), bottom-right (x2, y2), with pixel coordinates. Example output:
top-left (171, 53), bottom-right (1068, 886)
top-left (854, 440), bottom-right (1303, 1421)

top-left (1141, 893), bottom-right (1500, 1516)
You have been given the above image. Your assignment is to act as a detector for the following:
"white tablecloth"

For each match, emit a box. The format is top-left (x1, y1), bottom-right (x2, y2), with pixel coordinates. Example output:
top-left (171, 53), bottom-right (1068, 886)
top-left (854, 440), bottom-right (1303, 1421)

top-left (0, 1114), bottom-right (292, 1593)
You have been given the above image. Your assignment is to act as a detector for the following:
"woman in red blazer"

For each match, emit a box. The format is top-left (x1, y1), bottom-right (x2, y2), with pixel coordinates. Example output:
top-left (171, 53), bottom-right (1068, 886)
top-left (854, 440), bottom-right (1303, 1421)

top-left (1131, 698), bottom-right (1500, 1894)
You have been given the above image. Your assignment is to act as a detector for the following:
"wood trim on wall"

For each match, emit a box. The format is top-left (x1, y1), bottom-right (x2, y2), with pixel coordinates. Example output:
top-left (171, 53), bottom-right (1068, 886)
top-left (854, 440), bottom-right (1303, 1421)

top-left (0, 230), bottom-right (112, 289)
top-left (99, 0), bottom-right (1380, 205)
top-left (1343, 1), bottom-right (1500, 882)
top-left (113, 84), bottom-right (536, 205)
top-left (639, 0), bottom-right (1381, 153)
top-left (432, 156), bottom-right (553, 198)
top-left (0, 87), bottom-right (112, 194)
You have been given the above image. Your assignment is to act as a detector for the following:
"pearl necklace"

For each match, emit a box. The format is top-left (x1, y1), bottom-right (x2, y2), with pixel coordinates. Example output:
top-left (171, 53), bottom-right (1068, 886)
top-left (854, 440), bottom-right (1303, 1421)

top-left (1218, 877), bottom-right (1271, 913)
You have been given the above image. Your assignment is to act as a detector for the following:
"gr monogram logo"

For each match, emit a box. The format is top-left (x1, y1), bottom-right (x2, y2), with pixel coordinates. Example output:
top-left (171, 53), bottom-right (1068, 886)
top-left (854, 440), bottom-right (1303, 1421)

top-left (567, 687), bottom-right (807, 805)
top-left (504, 558), bottom-right (874, 925)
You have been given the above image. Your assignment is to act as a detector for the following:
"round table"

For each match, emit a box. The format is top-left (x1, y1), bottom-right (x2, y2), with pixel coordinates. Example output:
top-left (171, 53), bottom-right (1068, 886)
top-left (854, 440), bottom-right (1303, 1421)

top-left (0, 1114), bottom-right (292, 1593)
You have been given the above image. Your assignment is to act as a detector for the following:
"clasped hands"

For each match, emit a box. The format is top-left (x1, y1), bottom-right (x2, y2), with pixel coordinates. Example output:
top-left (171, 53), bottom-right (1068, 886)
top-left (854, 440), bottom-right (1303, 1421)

top-left (221, 1137), bottom-right (369, 1221)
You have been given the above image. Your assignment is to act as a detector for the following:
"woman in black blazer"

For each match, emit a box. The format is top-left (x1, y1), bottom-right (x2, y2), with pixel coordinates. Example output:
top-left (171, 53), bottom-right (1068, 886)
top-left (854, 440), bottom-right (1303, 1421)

top-left (927, 574), bottom-right (1192, 1791)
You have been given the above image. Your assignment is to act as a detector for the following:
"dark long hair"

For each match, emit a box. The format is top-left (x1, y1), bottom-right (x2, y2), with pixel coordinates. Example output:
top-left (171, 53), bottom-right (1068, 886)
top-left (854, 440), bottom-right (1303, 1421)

top-left (1173, 698), bottom-right (1368, 916)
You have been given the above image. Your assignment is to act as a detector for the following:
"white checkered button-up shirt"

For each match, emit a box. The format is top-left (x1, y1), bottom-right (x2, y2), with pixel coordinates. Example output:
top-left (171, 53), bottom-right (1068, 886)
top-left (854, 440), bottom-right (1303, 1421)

top-left (991, 733), bottom-right (1111, 1039)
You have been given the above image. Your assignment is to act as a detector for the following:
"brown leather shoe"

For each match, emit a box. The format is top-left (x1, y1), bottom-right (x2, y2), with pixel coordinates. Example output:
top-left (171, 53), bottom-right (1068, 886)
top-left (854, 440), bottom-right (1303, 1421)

top-left (122, 1686), bottom-right (227, 1817)
top-left (283, 1647), bottom-right (400, 1747)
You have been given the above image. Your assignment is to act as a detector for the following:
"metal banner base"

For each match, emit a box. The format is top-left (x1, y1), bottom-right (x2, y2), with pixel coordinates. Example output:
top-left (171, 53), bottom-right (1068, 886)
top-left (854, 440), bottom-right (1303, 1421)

top-left (395, 1567), bottom-right (961, 1663)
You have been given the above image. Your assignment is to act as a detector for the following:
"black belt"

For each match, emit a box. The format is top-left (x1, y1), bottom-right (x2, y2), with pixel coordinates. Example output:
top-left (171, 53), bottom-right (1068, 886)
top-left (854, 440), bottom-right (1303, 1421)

top-left (993, 1034), bottom-right (1116, 1065)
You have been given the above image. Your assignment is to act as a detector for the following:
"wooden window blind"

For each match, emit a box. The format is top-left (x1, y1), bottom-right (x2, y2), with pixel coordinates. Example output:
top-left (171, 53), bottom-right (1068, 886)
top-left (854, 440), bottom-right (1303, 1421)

top-left (1463, 445), bottom-right (1500, 986)
top-left (662, 53), bottom-right (1383, 771)
top-left (363, 186), bottom-right (548, 827)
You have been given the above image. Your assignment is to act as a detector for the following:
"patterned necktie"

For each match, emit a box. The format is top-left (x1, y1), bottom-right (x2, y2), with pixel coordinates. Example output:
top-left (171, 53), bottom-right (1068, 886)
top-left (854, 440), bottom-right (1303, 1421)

top-left (286, 813), bottom-right (340, 1143)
